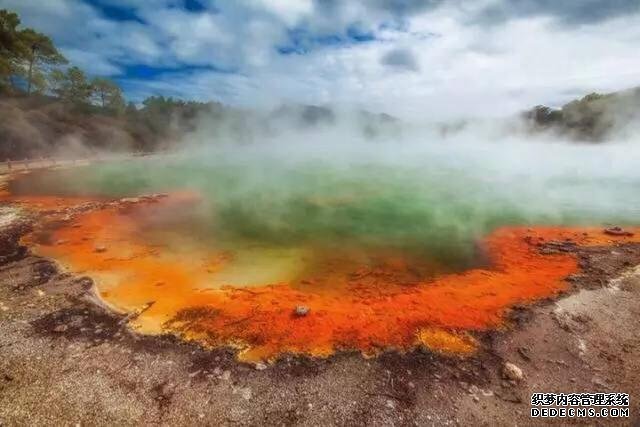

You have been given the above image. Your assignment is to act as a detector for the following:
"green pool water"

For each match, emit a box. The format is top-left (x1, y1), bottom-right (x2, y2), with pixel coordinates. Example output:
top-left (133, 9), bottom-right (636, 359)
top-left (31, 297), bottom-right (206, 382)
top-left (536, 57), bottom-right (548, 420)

top-left (10, 140), bottom-right (640, 273)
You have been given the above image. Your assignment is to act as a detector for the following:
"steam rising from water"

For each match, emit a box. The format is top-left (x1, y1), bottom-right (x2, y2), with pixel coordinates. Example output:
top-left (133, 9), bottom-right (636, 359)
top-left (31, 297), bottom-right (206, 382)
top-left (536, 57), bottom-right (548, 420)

top-left (13, 124), bottom-right (640, 272)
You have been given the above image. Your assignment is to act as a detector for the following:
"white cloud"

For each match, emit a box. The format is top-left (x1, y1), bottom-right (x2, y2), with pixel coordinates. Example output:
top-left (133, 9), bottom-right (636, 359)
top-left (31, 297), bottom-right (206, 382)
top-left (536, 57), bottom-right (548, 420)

top-left (62, 48), bottom-right (122, 75)
top-left (249, 0), bottom-right (314, 25)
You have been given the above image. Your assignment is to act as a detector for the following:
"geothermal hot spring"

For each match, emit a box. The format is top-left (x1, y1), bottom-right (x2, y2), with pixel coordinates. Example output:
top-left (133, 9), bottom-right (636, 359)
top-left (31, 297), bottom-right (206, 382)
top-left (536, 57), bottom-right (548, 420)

top-left (6, 137), bottom-right (640, 361)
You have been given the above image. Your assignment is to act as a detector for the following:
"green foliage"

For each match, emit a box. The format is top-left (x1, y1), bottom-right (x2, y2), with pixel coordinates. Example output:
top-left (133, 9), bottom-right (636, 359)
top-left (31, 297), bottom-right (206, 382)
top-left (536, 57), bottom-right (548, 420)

top-left (137, 95), bottom-right (212, 138)
top-left (49, 66), bottom-right (93, 107)
top-left (528, 105), bottom-right (563, 126)
top-left (0, 9), bottom-right (23, 91)
top-left (19, 28), bottom-right (67, 94)
top-left (91, 77), bottom-right (125, 115)
top-left (526, 88), bottom-right (640, 141)
top-left (0, 10), bottom-right (20, 51)
top-left (0, 8), bottom-right (66, 93)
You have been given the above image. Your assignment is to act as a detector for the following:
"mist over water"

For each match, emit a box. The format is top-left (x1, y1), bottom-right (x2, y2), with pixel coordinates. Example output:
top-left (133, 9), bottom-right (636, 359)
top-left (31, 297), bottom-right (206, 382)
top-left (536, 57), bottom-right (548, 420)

top-left (12, 126), bottom-right (640, 275)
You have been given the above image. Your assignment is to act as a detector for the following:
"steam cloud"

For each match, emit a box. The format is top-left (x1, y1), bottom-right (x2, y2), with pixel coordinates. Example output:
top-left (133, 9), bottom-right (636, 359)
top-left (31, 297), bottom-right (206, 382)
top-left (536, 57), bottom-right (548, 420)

top-left (10, 97), bottom-right (640, 272)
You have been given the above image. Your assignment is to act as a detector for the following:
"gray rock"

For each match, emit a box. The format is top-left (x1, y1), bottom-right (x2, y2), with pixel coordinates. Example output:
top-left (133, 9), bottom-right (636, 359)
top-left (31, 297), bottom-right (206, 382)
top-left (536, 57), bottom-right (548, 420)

top-left (53, 324), bottom-right (68, 333)
top-left (294, 305), bottom-right (310, 317)
top-left (604, 227), bottom-right (634, 237)
top-left (120, 197), bottom-right (140, 204)
top-left (502, 362), bottom-right (524, 382)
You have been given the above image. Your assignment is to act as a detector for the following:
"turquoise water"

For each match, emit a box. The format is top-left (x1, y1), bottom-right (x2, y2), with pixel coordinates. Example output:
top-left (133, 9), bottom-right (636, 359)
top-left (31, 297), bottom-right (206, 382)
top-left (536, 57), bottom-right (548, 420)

top-left (11, 140), bottom-right (640, 271)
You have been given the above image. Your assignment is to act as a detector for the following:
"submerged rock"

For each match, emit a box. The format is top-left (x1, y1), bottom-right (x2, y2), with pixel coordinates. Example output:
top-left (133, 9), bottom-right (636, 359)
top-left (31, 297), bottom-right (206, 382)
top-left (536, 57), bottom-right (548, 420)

top-left (294, 305), bottom-right (310, 317)
top-left (120, 197), bottom-right (140, 204)
top-left (604, 227), bottom-right (634, 237)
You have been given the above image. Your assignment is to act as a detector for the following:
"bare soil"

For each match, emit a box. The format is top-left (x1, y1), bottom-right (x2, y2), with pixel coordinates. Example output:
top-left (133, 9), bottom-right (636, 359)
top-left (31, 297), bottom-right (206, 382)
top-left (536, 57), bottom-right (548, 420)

top-left (1, 210), bottom-right (639, 426)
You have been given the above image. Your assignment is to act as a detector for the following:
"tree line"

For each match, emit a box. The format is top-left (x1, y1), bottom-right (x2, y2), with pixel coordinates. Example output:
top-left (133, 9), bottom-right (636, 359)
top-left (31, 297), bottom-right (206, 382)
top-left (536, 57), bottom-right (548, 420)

top-left (524, 88), bottom-right (640, 142)
top-left (1, 9), bottom-right (128, 115)
top-left (1, 9), bottom-right (220, 118)
top-left (1, 8), bottom-right (228, 159)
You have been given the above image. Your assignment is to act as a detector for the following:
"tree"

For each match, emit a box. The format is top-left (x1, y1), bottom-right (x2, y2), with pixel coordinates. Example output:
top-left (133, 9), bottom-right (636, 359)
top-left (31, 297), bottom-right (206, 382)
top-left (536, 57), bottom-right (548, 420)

top-left (49, 66), bottom-right (92, 107)
top-left (91, 77), bottom-right (126, 115)
top-left (0, 9), bottom-right (66, 94)
top-left (18, 28), bottom-right (66, 94)
top-left (64, 66), bottom-right (91, 105)
top-left (125, 101), bottom-right (138, 115)
top-left (528, 105), bottom-right (563, 126)
top-left (0, 10), bottom-right (20, 52)
top-left (0, 10), bottom-right (22, 90)
top-left (47, 68), bottom-right (67, 97)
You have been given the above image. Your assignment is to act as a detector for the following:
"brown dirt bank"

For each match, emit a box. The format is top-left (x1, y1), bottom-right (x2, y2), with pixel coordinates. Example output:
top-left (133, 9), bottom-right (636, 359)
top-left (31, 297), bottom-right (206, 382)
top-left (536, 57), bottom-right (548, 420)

top-left (1, 211), bottom-right (640, 425)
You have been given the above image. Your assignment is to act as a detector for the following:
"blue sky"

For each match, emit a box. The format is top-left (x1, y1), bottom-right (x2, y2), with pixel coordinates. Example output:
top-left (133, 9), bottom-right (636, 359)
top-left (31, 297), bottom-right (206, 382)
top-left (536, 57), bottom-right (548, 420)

top-left (2, 0), bottom-right (640, 119)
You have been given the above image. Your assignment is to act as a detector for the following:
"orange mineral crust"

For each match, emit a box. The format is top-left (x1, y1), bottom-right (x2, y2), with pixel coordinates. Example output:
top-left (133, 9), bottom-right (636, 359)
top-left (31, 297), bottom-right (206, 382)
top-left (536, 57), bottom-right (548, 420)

top-left (14, 193), bottom-right (640, 362)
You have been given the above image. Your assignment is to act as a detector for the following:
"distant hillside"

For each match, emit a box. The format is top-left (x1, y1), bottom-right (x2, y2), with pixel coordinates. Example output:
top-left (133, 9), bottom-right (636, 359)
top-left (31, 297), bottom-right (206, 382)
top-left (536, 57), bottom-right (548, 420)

top-left (0, 92), bottom-right (401, 160)
top-left (524, 87), bottom-right (640, 141)
top-left (1, 95), bottom-right (132, 160)
top-left (0, 93), bottom-right (230, 160)
top-left (267, 104), bottom-right (400, 139)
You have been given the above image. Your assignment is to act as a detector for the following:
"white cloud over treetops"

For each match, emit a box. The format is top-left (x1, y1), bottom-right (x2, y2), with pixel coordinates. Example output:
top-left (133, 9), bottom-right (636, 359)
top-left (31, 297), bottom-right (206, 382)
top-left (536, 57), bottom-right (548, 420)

top-left (3, 0), bottom-right (640, 119)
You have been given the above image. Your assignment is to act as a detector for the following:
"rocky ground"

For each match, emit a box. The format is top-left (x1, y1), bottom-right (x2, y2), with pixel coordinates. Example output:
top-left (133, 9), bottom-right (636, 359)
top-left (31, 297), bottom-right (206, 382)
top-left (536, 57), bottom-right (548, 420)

top-left (1, 207), bottom-right (639, 426)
